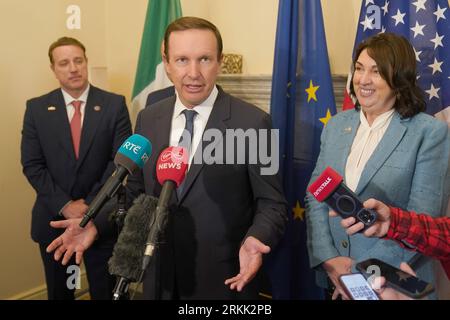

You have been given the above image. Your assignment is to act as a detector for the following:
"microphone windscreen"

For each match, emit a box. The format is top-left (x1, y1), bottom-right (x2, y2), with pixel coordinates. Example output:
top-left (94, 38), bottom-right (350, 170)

top-left (108, 194), bottom-right (158, 281)
top-left (307, 166), bottom-right (343, 202)
top-left (114, 134), bottom-right (152, 174)
top-left (156, 146), bottom-right (188, 187)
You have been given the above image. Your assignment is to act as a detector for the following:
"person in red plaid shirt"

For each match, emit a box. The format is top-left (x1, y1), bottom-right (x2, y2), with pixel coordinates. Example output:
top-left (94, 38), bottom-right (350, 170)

top-left (330, 198), bottom-right (449, 280)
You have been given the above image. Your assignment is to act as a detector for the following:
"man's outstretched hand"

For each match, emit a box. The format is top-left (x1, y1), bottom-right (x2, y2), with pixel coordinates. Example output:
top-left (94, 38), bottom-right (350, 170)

top-left (224, 236), bottom-right (270, 292)
top-left (46, 218), bottom-right (98, 265)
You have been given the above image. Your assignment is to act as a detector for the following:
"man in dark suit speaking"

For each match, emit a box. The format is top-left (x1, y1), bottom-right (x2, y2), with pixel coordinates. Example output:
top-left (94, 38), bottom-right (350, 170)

top-left (46, 18), bottom-right (288, 300)
top-left (20, 37), bottom-right (132, 299)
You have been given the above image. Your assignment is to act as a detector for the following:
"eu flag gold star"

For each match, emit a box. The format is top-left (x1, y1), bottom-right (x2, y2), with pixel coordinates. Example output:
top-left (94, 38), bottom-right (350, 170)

top-left (293, 201), bottom-right (305, 221)
top-left (305, 80), bottom-right (320, 103)
top-left (319, 109), bottom-right (333, 126)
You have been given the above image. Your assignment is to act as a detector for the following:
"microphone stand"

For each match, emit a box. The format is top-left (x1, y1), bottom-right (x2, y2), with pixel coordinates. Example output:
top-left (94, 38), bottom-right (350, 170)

top-left (112, 277), bottom-right (131, 300)
top-left (111, 186), bottom-right (132, 300)
top-left (142, 181), bottom-right (174, 271)
top-left (114, 185), bottom-right (127, 230)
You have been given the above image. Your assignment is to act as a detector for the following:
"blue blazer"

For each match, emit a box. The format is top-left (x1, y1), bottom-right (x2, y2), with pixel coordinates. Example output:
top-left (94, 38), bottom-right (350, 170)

top-left (305, 109), bottom-right (450, 290)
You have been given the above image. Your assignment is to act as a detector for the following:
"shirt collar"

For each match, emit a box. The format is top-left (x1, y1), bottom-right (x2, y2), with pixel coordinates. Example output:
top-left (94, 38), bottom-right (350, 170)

top-left (61, 84), bottom-right (90, 107)
top-left (174, 85), bottom-right (218, 120)
top-left (360, 108), bottom-right (395, 131)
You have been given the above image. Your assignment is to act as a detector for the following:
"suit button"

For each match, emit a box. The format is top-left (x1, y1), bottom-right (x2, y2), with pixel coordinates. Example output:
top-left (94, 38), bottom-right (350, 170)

top-left (341, 240), bottom-right (348, 248)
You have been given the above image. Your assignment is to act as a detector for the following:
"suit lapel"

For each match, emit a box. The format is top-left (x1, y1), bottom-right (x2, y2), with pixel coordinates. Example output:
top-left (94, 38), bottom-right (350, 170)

top-left (149, 98), bottom-right (176, 203)
top-left (177, 90), bottom-right (230, 202)
top-left (77, 86), bottom-right (105, 166)
top-left (152, 97), bottom-right (175, 155)
top-left (355, 112), bottom-right (407, 194)
top-left (48, 90), bottom-right (75, 159)
top-left (334, 111), bottom-right (360, 175)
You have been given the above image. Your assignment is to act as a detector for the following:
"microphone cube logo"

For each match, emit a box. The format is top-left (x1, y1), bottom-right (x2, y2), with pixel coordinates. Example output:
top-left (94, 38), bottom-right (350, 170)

top-left (123, 142), bottom-right (142, 155)
top-left (313, 176), bottom-right (332, 198)
top-left (156, 147), bottom-right (189, 186)
top-left (160, 147), bottom-right (188, 165)
top-left (66, 265), bottom-right (81, 290)
top-left (118, 134), bottom-right (152, 169)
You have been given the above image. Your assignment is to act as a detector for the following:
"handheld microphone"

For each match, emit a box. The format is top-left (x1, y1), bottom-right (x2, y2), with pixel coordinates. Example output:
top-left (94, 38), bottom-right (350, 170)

top-left (307, 166), bottom-right (377, 230)
top-left (108, 194), bottom-right (159, 300)
top-left (79, 134), bottom-right (152, 228)
top-left (141, 146), bottom-right (188, 271)
top-left (109, 185), bottom-right (127, 230)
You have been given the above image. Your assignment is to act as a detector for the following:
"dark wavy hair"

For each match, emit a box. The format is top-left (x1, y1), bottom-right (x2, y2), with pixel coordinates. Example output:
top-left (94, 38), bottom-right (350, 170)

top-left (164, 16), bottom-right (223, 61)
top-left (350, 33), bottom-right (425, 118)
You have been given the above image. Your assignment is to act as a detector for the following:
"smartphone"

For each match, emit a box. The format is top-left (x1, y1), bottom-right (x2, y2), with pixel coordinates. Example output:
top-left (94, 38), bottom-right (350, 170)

top-left (356, 258), bottom-right (434, 299)
top-left (339, 273), bottom-right (380, 300)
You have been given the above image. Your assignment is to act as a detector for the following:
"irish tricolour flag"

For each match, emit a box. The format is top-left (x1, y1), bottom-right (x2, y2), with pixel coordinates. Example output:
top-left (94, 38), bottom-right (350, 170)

top-left (131, 0), bottom-right (182, 117)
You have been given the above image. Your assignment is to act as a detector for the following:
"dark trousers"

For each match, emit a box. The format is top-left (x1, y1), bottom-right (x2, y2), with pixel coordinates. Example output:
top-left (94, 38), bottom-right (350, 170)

top-left (39, 242), bottom-right (116, 300)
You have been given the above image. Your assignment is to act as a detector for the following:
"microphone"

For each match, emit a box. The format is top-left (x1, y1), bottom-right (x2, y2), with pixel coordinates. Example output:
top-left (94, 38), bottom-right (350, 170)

top-left (141, 146), bottom-right (188, 271)
top-left (307, 166), bottom-right (377, 230)
top-left (108, 193), bottom-right (158, 300)
top-left (79, 134), bottom-right (152, 228)
top-left (109, 185), bottom-right (127, 229)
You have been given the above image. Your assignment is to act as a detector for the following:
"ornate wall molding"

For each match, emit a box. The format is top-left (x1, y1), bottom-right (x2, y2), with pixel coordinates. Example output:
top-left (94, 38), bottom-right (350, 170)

top-left (217, 74), bottom-right (348, 113)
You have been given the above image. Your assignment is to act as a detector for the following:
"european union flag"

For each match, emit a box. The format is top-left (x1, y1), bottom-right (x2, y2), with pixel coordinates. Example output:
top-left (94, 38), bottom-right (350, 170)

top-left (266, 0), bottom-right (336, 299)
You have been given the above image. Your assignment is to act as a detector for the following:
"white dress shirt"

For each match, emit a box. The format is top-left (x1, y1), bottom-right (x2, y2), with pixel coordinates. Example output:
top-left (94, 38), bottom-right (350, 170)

top-left (61, 84), bottom-right (90, 127)
top-left (169, 86), bottom-right (218, 166)
top-left (345, 109), bottom-right (395, 191)
top-left (58, 85), bottom-right (90, 214)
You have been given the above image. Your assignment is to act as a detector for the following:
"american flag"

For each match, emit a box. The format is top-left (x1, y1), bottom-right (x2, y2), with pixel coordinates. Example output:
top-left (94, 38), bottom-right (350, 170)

top-left (342, 0), bottom-right (450, 126)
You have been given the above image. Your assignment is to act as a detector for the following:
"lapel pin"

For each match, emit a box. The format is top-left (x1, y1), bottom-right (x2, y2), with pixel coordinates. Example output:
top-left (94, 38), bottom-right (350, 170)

top-left (344, 127), bottom-right (352, 133)
top-left (47, 106), bottom-right (56, 111)
top-left (94, 106), bottom-right (101, 112)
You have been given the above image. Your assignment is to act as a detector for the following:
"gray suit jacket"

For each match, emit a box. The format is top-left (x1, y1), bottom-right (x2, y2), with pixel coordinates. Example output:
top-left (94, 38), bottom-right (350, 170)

top-left (305, 109), bottom-right (450, 291)
top-left (128, 88), bottom-right (288, 299)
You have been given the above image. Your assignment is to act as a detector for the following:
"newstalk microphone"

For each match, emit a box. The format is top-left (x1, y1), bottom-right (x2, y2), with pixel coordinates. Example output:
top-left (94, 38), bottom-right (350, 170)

top-left (307, 166), bottom-right (377, 230)
top-left (108, 194), bottom-right (158, 300)
top-left (79, 134), bottom-right (152, 228)
top-left (141, 146), bottom-right (188, 271)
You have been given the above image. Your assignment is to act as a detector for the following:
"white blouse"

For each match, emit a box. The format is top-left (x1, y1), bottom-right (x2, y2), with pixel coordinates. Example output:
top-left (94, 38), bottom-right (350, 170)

top-left (345, 109), bottom-right (395, 191)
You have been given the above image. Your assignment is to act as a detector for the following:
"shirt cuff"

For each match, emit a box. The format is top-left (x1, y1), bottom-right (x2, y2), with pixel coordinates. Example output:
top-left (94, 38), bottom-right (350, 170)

top-left (59, 200), bottom-right (73, 217)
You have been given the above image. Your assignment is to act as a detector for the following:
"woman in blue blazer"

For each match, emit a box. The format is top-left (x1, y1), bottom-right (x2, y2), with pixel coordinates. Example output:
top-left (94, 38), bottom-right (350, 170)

top-left (305, 33), bottom-right (449, 299)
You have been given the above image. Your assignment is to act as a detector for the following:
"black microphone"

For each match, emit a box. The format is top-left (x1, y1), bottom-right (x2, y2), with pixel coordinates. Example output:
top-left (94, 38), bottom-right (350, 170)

top-left (307, 166), bottom-right (377, 230)
top-left (108, 194), bottom-right (158, 300)
top-left (79, 134), bottom-right (152, 228)
top-left (109, 185), bottom-right (127, 230)
top-left (141, 146), bottom-right (188, 271)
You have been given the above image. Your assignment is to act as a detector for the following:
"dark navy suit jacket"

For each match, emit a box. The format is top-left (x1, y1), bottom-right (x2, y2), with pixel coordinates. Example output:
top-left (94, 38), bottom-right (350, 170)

top-left (128, 88), bottom-right (288, 299)
top-left (145, 86), bottom-right (175, 108)
top-left (21, 85), bottom-right (132, 244)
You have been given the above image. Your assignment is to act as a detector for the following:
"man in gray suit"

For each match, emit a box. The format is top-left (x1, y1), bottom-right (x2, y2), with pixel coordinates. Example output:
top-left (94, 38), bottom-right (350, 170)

top-left (47, 17), bottom-right (288, 300)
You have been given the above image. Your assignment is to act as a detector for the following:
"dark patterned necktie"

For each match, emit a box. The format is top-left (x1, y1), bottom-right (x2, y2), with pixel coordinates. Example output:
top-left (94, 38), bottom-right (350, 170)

top-left (178, 109), bottom-right (197, 152)
top-left (177, 109), bottom-right (197, 197)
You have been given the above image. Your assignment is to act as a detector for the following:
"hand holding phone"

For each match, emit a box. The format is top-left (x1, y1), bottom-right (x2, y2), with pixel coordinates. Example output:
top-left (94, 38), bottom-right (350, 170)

top-left (339, 273), bottom-right (379, 300)
top-left (356, 258), bottom-right (434, 299)
top-left (307, 167), bottom-right (377, 230)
